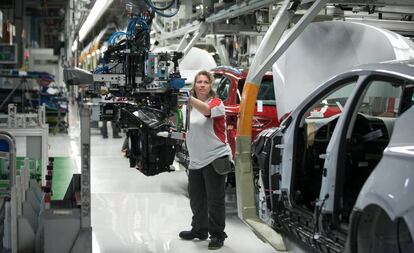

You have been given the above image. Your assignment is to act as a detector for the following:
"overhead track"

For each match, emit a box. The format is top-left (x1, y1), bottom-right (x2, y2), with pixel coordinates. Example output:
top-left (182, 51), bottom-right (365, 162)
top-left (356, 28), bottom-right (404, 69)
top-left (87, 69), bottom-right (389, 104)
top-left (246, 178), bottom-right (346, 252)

top-left (159, 22), bottom-right (202, 40)
top-left (159, 0), bottom-right (276, 40)
top-left (205, 0), bottom-right (276, 23)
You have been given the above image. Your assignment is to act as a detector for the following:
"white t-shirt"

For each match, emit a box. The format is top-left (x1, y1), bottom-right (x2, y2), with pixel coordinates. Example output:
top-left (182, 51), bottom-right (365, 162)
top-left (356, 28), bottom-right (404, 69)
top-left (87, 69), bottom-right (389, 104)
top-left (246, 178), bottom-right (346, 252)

top-left (186, 97), bottom-right (231, 170)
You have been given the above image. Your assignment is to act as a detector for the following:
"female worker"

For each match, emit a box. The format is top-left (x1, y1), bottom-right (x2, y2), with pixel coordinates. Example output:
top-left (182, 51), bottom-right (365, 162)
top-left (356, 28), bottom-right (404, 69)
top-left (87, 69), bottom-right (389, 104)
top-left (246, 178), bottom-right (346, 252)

top-left (179, 70), bottom-right (232, 250)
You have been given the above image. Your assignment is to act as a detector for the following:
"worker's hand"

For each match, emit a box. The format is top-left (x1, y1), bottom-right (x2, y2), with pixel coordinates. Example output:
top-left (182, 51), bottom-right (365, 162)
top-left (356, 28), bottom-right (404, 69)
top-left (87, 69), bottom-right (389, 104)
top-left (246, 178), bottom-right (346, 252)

top-left (178, 91), bottom-right (191, 104)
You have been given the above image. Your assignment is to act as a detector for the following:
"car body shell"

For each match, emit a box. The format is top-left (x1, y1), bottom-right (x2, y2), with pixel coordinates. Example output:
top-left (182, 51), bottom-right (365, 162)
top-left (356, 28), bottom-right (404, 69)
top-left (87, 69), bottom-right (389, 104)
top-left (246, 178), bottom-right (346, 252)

top-left (352, 103), bottom-right (414, 243)
top-left (254, 60), bottom-right (414, 252)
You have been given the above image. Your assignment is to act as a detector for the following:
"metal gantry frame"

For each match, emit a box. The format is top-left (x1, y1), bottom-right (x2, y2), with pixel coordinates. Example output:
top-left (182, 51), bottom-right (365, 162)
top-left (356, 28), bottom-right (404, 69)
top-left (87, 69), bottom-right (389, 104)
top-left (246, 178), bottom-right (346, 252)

top-left (156, 0), bottom-right (280, 58)
top-left (176, 22), bottom-right (208, 55)
top-left (154, 0), bottom-right (414, 63)
top-left (158, 0), bottom-right (276, 41)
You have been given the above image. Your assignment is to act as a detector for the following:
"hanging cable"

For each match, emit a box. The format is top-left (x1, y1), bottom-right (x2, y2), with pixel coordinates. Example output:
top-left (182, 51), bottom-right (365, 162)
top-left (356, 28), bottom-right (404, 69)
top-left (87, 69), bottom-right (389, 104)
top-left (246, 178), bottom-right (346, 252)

top-left (147, 0), bottom-right (176, 11)
top-left (108, 32), bottom-right (129, 45)
top-left (143, 0), bottom-right (180, 18)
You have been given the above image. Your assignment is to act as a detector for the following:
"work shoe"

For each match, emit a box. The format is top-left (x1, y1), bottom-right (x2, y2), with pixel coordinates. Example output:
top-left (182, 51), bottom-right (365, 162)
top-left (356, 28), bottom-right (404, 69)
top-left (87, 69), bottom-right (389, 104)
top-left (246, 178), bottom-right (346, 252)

top-left (208, 233), bottom-right (227, 250)
top-left (179, 230), bottom-right (208, 240)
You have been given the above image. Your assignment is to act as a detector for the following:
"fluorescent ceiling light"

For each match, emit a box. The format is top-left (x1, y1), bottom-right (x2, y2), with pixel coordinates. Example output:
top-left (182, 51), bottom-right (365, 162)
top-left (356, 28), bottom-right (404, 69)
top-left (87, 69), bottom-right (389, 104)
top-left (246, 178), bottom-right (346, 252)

top-left (79, 0), bottom-right (114, 42)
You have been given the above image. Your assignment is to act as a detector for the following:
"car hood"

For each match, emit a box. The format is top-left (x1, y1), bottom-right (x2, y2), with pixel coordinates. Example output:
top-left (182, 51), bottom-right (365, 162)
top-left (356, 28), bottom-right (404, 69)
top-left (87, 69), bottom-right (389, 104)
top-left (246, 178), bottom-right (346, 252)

top-left (272, 20), bottom-right (414, 118)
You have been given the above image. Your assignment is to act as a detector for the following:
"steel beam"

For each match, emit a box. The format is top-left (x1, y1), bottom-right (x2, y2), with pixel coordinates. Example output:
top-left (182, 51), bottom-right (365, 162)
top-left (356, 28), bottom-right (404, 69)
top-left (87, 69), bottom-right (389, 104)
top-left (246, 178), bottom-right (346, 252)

top-left (183, 23), bottom-right (208, 56)
top-left (153, 17), bottom-right (166, 34)
top-left (211, 38), bottom-right (231, 66)
top-left (176, 32), bottom-right (190, 52)
top-left (159, 22), bottom-right (202, 40)
top-left (248, 0), bottom-right (297, 84)
top-left (205, 0), bottom-right (276, 23)
top-left (330, 0), bottom-right (414, 6)
top-left (251, 0), bottom-right (329, 83)
top-left (212, 23), bottom-right (270, 34)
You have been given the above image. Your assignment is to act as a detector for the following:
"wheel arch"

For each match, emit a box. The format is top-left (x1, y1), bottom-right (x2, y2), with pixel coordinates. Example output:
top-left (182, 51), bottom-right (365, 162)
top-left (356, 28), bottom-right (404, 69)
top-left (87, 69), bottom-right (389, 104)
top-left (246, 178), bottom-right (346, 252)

top-left (346, 204), bottom-right (414, 253)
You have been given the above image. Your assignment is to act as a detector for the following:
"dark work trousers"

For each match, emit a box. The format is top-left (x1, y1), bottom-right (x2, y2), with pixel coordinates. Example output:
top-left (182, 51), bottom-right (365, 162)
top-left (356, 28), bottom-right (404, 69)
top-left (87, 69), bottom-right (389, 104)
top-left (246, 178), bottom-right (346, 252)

top-left (188, 163), bottom-right (226, 238)
top-left (101, 120), bottom-right (121, 138)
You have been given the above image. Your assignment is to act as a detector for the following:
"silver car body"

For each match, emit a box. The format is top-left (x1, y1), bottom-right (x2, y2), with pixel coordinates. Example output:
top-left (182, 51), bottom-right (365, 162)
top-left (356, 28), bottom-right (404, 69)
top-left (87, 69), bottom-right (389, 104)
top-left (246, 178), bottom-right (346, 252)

top-left (354, 101), bottom-right (414, 242)
top-left (264, 60), bottom-right (414, 252)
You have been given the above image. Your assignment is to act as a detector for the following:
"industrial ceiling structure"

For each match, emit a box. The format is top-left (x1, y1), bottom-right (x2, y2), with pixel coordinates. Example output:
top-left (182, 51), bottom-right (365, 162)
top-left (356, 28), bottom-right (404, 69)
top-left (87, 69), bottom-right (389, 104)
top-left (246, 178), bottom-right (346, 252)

top-left (1, 0), bottom-right (413, 67)
top-left (66, 0), bottom-right (414, 68)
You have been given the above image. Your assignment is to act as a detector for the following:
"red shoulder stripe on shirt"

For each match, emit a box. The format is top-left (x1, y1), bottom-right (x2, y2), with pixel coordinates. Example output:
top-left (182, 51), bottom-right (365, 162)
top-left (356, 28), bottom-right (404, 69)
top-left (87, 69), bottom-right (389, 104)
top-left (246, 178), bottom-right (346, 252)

top-left (205, 98), bottom-right (222, 118)
top-left (208, 98), bottom-right (222, 109)
top-left (213, 115), bottom-right (227, 143)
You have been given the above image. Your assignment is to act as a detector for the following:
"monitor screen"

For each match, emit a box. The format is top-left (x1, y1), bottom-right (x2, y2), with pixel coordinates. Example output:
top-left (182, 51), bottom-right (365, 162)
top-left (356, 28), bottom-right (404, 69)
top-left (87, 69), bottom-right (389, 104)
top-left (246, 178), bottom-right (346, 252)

top-left (0, 44), bottom-right (17, 64)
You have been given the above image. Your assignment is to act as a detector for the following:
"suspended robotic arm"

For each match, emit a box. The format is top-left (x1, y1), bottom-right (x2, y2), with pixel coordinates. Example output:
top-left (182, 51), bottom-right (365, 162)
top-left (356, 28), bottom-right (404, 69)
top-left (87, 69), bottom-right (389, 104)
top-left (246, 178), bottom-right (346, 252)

top-left (64, 0), bottom-right (189, 176)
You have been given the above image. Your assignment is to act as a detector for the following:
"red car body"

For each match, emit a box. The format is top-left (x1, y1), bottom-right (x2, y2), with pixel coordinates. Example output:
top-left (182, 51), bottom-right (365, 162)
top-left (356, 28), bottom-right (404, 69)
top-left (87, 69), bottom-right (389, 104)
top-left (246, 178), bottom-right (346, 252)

top-left (211, 66), bottom-right (280, 157)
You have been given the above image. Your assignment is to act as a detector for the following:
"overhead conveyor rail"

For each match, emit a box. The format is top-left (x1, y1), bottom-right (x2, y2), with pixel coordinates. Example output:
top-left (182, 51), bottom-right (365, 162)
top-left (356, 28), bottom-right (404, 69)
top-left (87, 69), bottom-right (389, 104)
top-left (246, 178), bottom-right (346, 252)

top-left (158, 0), bottom-right (276, 41)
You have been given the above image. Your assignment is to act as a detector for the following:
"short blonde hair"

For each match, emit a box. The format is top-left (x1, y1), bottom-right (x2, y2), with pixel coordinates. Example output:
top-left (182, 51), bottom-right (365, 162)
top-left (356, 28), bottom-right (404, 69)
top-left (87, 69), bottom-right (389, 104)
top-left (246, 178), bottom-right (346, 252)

top-left (190, 70), bottom-right (217, 99)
